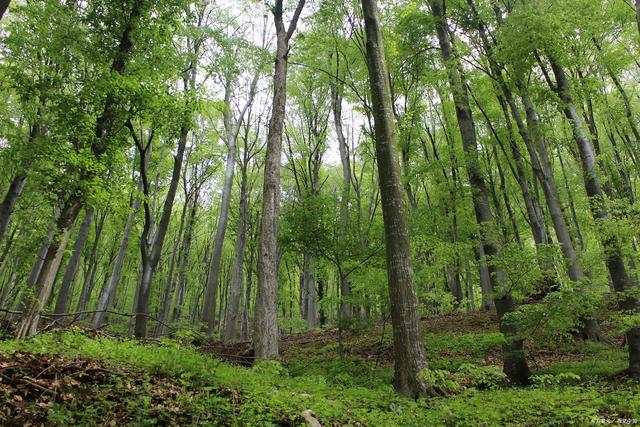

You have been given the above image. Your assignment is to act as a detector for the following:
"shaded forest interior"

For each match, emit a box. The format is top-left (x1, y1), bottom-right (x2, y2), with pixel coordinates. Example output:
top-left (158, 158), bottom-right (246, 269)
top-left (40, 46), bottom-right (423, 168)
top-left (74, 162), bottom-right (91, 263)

top-left (0, 0), bottom-right (639, 424)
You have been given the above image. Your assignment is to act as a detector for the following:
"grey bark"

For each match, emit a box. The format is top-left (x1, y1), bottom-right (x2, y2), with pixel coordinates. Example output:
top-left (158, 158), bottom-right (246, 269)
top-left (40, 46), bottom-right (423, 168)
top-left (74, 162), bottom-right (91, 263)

top-left (133, 121), bottom-right (189, 338)
top-left (16, 198), bottom-right (82, 338)
top-left (54, 208), bottom-right (95, 315)
top-left (93, 185), bottom-right (142, 328)
top-left (548, 56), bottom-right (640, 374)
top-left (223, 141), bottom-right (252, 340)
top-left (430, 0), bottom-right (530, 385)
top-left (14, 210), bottom-right (58, 316)
top-left (155, 198), bottom-right (187, 335)
top-left (254, 0), bottom-right (305, 360)
top-left (303, 252), bottom-right (318, 329)
top-left (75, 211), bottom-right (106, 316)
top-left (203, 71), bottom-right (258, 336)
top-left (362, 0), bottom-right (433, 398)
top-left (332, 81), bottom-right (354, 321)
top-left (172, 188), bottom-right (199, 322)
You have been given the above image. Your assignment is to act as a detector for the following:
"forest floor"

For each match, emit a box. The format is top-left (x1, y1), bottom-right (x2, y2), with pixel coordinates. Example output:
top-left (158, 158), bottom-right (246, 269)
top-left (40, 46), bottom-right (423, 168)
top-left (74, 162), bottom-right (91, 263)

top-left (0, 312), bottom-right (638, 426)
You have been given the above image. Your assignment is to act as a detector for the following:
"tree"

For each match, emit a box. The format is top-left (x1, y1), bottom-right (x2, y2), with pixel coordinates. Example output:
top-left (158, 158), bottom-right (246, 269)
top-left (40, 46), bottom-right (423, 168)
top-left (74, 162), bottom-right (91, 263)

top-left (361, 0), bottom-right (435, 398)
top-left (202, 37), bottom-right (261, 336)
top-left (254, 0), bottom-right (305, 360)
top-left (0, 0), bottom-right (9, 22)
top-left (429, 0), bottom-right (530, 385)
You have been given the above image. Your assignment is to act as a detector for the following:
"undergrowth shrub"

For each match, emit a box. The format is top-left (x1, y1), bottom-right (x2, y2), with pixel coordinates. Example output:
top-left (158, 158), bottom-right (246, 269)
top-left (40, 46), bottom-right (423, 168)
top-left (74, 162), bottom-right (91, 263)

top-left (419, 363), bottom-right (507, 394)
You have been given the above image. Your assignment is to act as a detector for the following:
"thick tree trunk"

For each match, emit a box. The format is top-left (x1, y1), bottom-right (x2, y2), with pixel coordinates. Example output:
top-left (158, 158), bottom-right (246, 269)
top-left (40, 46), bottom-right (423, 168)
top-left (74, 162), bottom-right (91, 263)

top-left (548, 56), bottom-right (640, 374)
top-left (14, 214), bottom-right (57, 316)
top-left (54, 208), bottom-right (95, 315)
top-left (0, 174), bottom-right (27, 244)
top-left (361, 0), bottom-right (433, 398)
top-left (430, 0), bottom-right (530, 385)
top-left (16, 198), bottom-right (82, 338)
top-left (254, 0), bottom-right (305, 360)
top-left (0, 0), bottom-right (9, 22)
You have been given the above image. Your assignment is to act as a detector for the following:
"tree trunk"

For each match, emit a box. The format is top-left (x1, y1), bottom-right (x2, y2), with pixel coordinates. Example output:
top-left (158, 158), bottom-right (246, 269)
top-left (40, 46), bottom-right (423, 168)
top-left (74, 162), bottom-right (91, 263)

top-left (516, 85), bottom-right (584, 281)
top-left (223, 163), bottom-right (249, 341)
top-left (94, 188), bottom-right (141, 328)
top-left (54, 208), bottom-right (94, 315)
top-left (75, 211), bottom-right (106, 317)
top-left (16, 198), bottom-right (82, 338)
top-left (0, 174), bottom-right (27, 244)
top-left (475, 244), bottom-right (493, 311)
top-left (202, 120), bottom-right (236, 336)
top-left (172, 189), bottom-right (199, 322)
top-left (241, 256), bottom-right (253, 341)
top-left (303, 252), bottom-right (318, 329)
top-left (331, 81), bottom-right (354, 321)
top-left (362, 0), bottom-right (433, 398)
top-left (548, 56), bottom-right (640, 374)
top-left (14, 213), bottom-right (57, 316)
top-left (0, 0), bottom-right (9, 22)
top-left (430, 0), bottom-right (530, 385)
top-left (134, 124), bottom-right (189, 338)
top-left (254, 0), bottom-right (305, 360)
top-left (155, 198), bottom-right (188, 335)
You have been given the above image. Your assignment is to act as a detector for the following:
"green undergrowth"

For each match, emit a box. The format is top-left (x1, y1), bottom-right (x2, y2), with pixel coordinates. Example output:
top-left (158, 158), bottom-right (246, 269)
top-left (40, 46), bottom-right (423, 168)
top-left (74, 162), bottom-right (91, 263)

top-left (0, 328), bottom-right (638, 426)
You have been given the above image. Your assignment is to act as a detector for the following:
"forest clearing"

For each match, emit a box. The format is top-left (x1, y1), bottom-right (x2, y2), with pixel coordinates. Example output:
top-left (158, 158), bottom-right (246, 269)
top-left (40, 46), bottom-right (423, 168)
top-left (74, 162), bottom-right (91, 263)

top-left (0, 0), bottom-right (639, 425)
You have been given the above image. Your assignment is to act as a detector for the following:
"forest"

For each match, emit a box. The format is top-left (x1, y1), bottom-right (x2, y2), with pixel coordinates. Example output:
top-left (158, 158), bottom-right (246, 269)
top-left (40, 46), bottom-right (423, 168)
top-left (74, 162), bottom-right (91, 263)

top-left (0, 0), bottom-right (639, 425)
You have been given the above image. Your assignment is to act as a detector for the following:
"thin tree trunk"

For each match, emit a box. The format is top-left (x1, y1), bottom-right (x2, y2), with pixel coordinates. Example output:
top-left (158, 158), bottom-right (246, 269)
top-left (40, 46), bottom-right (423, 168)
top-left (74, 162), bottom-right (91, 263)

top-left (254, 0), bottom-right (306, 360)
top-left (548, 56), bottom-right (640, 374)
top-left (94, 186), bottom-right (141, 328)
top-left (475, 244), bottom-right (493, 311)
top-left (332, 81), bottom-right (354, 321)
top-left (75, 211), bottom-right (106, 317)
top-left (303, 252), bottom-right (318, 329)
top-left (223, 162), bottom-right (250, 340)
top-left (134, 123), bottom-right (189, 338)
top-left (431, 0), bottom-right (530, 385)
top-left (155, 198), bottom-right (188, 335)
top-left (202, 129), bottom-right (236, 336)
top-left (172, 189), bottom-right (199, 322)
top-left (54, 208), bottom-right (95, 315)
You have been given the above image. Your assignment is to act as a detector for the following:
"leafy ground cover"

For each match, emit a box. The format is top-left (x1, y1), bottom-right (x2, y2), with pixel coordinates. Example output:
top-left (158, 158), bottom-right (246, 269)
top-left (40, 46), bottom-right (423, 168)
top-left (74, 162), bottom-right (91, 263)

top-left (0, 313), bottom-right (637, 426)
